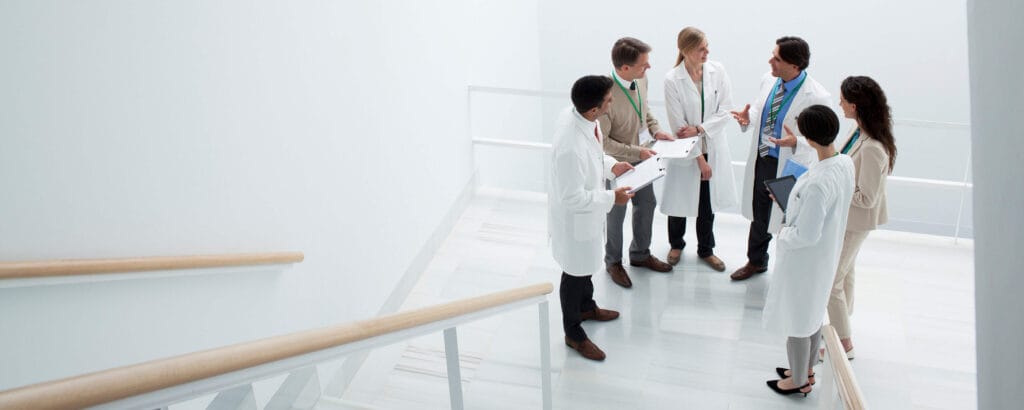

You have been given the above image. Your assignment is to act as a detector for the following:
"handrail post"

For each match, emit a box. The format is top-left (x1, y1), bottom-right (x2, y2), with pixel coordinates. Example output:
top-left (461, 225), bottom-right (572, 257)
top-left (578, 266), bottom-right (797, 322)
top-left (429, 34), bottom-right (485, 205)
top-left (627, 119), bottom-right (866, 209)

top-left (817, 326), bottom-right (836, 409)
top-left (538, 300), bottom-right (552, 410)
top-left (443, 327), bottom-right (464, 410)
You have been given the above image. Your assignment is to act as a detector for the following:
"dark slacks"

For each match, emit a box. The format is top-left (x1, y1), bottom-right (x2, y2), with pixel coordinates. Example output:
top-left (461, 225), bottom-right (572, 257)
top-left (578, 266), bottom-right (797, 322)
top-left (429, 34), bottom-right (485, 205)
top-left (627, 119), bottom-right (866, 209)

top-left (746, 154), bottom-right (778, 267)
top-left (667, 154), bottom-right (716, 257)
top-left (559, 272), bottom-right (597, 342)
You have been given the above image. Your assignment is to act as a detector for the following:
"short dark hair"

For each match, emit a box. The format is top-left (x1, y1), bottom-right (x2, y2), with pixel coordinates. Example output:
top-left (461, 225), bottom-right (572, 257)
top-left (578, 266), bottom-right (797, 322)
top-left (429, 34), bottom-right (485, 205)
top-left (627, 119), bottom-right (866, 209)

top-left (776, 36), bottom-right (810, 70)
top-left (796, 105), bottom-right (840, 146)
top-left (571, 75), bottom-right (614, 114)
top-left (611, 37), bottom-right (652, 68)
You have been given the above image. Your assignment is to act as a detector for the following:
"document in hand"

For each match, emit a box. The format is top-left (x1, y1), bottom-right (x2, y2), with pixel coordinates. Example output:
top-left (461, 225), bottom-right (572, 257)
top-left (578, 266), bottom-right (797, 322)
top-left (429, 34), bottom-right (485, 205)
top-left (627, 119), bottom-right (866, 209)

top-left (614, 157), bottom-right (665, 194)
top-left (651, 138), bottom-right (698, 159)
top-left (781, 158), bottom-right (809, 179)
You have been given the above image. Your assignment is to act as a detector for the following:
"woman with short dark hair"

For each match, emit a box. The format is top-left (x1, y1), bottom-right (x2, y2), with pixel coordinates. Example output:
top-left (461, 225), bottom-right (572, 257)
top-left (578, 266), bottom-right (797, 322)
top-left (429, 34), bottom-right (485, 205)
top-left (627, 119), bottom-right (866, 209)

top-left (762, 105), bottom-right (855, 396)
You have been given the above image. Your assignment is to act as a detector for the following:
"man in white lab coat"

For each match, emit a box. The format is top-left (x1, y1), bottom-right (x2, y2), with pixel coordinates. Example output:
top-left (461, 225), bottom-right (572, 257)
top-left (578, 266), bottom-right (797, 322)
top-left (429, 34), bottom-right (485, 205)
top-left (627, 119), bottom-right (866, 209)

top-left (549, 75), bottom-right (634, 361)
top-left (762, 105), bottom-right (854, 396)
top-left (729, 36), bottom-right (832, 281)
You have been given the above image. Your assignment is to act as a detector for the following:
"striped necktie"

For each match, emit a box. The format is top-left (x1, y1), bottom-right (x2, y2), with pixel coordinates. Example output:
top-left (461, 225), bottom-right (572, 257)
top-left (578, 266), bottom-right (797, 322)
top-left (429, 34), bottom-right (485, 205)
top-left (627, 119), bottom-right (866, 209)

top-left (759, 83), bottom-right (787, 157)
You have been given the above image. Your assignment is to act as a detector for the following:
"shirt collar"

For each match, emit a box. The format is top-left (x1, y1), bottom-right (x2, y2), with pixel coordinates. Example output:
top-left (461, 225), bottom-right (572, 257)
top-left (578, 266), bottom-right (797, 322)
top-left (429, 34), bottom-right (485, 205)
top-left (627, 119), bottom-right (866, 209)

top-left (783, 70), bottom-right (807, 91)
top-left (612, 69), bottom-right (636, 90)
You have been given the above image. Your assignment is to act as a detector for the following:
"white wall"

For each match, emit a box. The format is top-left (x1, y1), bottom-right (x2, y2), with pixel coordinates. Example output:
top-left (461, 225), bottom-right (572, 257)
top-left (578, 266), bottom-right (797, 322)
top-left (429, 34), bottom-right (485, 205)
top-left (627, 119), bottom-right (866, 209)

top-left (0, 0), bottom-right (541, 389)
top-left (476, 0), bottom-right (972, 235)
top-left (967, 0), bottom-right (1024, 408)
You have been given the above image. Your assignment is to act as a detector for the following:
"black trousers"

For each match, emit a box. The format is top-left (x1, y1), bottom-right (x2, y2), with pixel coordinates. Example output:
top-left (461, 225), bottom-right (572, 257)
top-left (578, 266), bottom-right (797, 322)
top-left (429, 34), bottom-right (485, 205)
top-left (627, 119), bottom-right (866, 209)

top-left (746, 154), bottom-right (778, 267)
top-left (667, 155), bottom-right (716, 258)
top-left (559, 272), bottom-right (597, 342)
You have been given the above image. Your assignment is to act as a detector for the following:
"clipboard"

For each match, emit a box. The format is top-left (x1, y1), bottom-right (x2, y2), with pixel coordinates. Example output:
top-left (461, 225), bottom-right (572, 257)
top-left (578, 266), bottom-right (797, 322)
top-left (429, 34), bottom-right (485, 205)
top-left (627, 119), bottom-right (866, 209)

top-left (614, 156), bottom-right (665, 194)
top-left (651, 138), bottom-right (698, 159)
top-left (764, 175), bottom-right (797, 212)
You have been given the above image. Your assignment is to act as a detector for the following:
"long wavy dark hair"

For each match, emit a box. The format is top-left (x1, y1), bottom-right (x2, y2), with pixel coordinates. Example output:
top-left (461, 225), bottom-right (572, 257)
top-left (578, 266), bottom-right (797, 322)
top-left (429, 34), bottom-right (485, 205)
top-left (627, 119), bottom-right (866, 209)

top-left (841, 76), bottom-right (897, 173)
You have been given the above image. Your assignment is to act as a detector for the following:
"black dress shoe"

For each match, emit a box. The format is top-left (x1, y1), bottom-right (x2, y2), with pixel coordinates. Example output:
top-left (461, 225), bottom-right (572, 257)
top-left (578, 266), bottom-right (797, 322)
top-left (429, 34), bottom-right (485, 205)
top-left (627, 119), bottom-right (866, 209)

top-left (766, 379), bottom-right (811, 397)
top-left (775, 367), bottom-right (816, 385)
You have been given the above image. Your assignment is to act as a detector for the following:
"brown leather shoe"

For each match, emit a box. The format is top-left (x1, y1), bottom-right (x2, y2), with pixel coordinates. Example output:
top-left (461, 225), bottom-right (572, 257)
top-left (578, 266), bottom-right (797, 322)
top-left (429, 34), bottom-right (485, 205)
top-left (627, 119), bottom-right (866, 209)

top-left (607, 263), bottom-right (632, 288)
top-left (701, 254), bottom-right (726, 272)
top-left (730, 262), bottom-right (768, 281)
top-left (580, 307), bottom-right (620, 322)
top-left (630, 255), bottom-right (673, 273)
top-left (666, 248), bottom-right (682, 266)
top-left (565, 336), bottom-right (606, 361)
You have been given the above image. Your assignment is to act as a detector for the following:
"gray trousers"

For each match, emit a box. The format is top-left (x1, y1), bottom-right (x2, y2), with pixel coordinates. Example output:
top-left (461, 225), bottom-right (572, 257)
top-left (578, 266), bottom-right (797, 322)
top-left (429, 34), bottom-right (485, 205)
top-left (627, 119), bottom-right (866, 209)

top-left (786, 327), bottom-right (822, 386)
top-left (605, 182), bottom-right (656, 266)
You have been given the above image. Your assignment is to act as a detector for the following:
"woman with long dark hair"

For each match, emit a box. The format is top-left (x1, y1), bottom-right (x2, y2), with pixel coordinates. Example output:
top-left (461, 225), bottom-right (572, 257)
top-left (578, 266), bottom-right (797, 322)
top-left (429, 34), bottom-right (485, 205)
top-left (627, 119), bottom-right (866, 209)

top-left (827, 76), bottom-right (897, 358)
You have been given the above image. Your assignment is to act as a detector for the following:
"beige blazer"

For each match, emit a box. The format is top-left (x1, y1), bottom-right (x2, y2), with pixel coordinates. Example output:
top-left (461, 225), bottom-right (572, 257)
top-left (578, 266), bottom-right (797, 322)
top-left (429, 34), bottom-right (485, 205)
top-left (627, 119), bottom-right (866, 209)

top-left (600, 76), bottom-right (663, 163)
top-left (842, 129), bottom-right (890, 232)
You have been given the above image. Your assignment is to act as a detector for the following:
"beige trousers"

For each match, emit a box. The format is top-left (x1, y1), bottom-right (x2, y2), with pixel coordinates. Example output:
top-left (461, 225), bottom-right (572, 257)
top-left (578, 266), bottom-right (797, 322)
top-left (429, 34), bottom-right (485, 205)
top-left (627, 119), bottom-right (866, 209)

top-left (827, 230), bottom-right (871, 340)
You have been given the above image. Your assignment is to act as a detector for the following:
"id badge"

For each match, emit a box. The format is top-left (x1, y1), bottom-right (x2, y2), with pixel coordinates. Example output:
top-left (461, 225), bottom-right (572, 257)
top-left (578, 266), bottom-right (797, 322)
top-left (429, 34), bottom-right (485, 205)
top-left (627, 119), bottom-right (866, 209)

top-left (639, 128), bottom-right (654, 145)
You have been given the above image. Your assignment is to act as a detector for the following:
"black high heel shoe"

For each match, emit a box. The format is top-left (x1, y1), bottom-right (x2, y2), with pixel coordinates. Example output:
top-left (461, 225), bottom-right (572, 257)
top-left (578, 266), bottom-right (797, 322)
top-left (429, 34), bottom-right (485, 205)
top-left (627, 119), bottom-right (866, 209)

top-left (766, 379), bottom-right (812, 397)
top-left (775, 367), bottom-right (816, 385)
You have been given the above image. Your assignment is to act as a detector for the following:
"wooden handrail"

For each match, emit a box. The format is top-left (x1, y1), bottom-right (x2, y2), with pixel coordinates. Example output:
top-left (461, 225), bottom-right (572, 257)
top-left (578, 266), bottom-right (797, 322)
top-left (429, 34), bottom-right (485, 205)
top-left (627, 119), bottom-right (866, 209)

top-left (823, 324), bottom-right (867, 409)
top-left (0, 252), bottom-right (305, 280)
top-left (0, 282), bottom-right (553, 409)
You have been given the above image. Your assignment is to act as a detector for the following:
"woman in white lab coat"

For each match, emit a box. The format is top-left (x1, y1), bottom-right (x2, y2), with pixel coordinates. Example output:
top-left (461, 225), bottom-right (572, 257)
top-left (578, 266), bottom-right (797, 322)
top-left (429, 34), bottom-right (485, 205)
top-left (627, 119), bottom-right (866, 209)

top-left (660, 27), bottom-right (738, 271)
top-left (762, 105), bottom-right (855, 397)
top-left (549, 75), bottom-right (633, 361)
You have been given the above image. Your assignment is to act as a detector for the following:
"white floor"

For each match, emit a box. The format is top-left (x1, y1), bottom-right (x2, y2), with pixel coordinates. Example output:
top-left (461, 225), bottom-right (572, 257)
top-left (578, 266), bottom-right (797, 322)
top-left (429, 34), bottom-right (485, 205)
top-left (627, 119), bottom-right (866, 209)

top-left (338, 187), bottom-right (977, 409)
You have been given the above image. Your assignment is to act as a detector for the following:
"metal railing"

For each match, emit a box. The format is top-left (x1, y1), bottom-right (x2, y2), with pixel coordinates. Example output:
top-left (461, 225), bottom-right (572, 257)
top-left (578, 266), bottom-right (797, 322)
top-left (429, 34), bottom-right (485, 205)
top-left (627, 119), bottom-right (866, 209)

top-left (468, 85), bottom-right (974, 241)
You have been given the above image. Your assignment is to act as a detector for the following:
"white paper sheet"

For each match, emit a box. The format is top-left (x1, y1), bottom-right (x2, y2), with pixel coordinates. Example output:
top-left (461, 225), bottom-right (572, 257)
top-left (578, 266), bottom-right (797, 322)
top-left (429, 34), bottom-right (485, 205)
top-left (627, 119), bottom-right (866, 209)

top-left (613, 156), bottom-right (665, 194)
top-left (651, 138), bottom-right (698, 159)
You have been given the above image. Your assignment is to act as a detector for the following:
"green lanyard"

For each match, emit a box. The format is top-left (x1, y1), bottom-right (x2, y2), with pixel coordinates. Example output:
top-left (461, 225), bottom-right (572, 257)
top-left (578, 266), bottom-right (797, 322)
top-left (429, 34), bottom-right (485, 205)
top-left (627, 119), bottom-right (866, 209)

top-left (612, 71), bottom-right (643, 122)
top-left (842, 128), bottom-right (861, 154)
top-left (767, 74), bottom-right (807, 126)
top-left (699, 65), bottom-right (705, 122)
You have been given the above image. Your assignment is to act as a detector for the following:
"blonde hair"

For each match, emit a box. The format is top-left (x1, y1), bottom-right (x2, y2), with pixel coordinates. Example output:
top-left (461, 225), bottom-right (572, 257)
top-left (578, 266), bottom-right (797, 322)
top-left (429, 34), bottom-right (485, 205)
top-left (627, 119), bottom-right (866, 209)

top-left (675, 27), bottom-right (706, 67)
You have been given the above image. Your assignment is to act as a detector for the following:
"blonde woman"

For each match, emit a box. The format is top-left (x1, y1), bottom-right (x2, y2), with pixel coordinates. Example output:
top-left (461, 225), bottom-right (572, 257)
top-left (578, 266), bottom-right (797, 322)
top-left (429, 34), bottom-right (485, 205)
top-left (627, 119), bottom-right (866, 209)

top-left (661, 27), bottom-right (738, 271)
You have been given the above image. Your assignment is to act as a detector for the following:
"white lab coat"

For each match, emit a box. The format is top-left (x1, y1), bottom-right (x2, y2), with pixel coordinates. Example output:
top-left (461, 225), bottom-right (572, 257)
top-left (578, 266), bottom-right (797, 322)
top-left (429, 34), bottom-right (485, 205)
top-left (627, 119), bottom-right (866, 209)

top-left (740, 72), bottom-right (831, 233)
top-left (762, 154), bottom-right (855, 337)
top-left (548, 107), bottom-right (618, 276)
top-left (660, 61), bottom-right (738, 216)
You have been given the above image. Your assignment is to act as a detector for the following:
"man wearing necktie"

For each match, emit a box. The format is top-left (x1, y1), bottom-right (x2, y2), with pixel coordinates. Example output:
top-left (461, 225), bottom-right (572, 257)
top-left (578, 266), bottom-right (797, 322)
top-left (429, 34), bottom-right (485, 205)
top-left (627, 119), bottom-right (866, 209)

top-left (729, 36), bottom-right (832, 281)
top-left (600, 37), bottom-right (676, 288)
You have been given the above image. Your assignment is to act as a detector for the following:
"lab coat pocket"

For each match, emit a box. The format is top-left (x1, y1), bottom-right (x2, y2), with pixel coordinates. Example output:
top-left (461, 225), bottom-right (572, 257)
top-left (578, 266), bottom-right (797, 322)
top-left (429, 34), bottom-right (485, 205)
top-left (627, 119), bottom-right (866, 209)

top-left (572, 212), bottom-right (601, 241)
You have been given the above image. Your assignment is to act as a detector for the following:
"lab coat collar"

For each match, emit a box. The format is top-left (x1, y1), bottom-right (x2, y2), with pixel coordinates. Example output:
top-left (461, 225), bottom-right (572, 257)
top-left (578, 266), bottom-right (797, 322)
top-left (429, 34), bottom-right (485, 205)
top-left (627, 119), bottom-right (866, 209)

top-left (571, 109), bottom-right (601, 143)
top-left (672, 61), bottom-right (716, 79)
top-left (674, 62), bottom-right (715, 94)
top-left (812, 152), bottom-right (845, 171)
